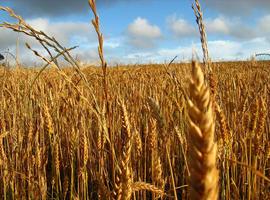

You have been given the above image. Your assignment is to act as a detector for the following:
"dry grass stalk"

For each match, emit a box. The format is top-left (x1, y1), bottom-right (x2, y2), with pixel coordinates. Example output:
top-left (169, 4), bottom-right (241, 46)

top-left (88, 0), bottom-right (109, 107)
top-left (253, 97), bottom-right (267, 155)
top-left (187, 61), bottom-right (219, 200)
top-left (132, 182), bottom-right (164, 196)
top-left (115, 100), bottom-right (133, 200)
top-left (0, 136), bottom-right (7, 166)
top-left (54, 142), bottom-right (60, 178)
top-left (148, 118), bottom-right (157, 151)
top-left (147, 98), bottom-right (167, 146)
top-left (88, 0), bottom-right (107, 69)
top-left (192, 0), bottom-right (211, 73)
top-left (149, 119), bottom-right (165, 197)
top-left (175, 126), bottom-right (190, 176)
top-left (88, 1), bottom-right (114, 190)
top-left (256, 97), bottom-right (266, 137)
top-left (83, 132), bottom-right (89, 168)
top-left (216, 103), bottom-right (231, 147)
top-left (152, 154), bottom-right (164, 198)
top-left (249, 98), bottom-right (260, 135)
top-left (43, 104), bottom-right (54, 136)
top-left (134, 129), bottom-right (142, 157)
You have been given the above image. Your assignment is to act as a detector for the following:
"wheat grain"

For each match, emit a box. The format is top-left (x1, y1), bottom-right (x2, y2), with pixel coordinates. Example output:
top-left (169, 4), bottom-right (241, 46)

top-left (187, 61), bottom-right (219, 200)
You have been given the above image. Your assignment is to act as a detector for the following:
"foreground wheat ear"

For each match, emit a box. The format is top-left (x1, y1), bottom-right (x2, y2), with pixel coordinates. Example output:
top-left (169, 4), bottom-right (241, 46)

top-left (187, 61), bottom-right (219, 200)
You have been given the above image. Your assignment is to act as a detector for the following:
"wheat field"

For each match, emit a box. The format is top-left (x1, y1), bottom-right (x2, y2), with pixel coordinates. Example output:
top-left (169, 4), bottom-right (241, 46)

top-left (0, 61), bottom-right (269, 199)
top-left (0, 0), bottom-right (270, 199)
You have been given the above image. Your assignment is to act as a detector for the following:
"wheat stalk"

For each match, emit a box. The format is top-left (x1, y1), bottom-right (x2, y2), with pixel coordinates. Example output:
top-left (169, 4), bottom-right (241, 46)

top-left (115, 100), bottom-right (133, 200)
top-left (187, 61), bottom-right (219, 200)
top-left (132, 182), bottom-right (164, 196)
top-left (134, 129), bottom-right (142, 157)
top-left (192, 0), bottom-right (211, 73)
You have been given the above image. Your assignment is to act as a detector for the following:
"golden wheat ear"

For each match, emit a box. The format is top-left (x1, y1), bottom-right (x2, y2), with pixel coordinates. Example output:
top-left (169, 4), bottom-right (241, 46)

top-left (187, 61), bottom-right (219, 200)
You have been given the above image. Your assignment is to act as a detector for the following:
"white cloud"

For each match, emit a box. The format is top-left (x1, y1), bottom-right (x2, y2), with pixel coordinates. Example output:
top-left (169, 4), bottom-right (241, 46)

top-left (258, 15), bottom-right (270, 34)
top-left (208, 40), bottom-right (242, 60)
top-left (0, 17), bottom-right (127, 66)
top-left (0, 29), bottom-right (19, 49)
top-left (124, 40), bottom-right (240, 64)
top-left (26, 18), bottom-right (95, 46)
top-left (167, 15), bottom-right (256, 40)
top-left (167, 15), bottom-right (196, 37)
top-left (72, 48), bottom-right (99, 65)
top-left (205, 16), bottom-right (261, 40)
top-left (128, 17), bottom-right (161, 39)
top-left (206, 17), bottom-right (230, 34)
top-left (103, 37), bottom-right (123, 49)
top-left (196, 38), bottom-right (269, 60)
top-left (167, 15), bottom-right (252, 39)
top-left (27, 18), bottom-right (49, 31)
top-left (127, 17), bottom-right (162, 49)
top-left (125, 52), bottom-right (157, 63)
top-left (4, 18), bottom-right (96, 50)
top-left (0, 17), bottom-right (98, 65)
top-left (104, 41), bottom-right (120, 49)
top-left (124, 37), bottom-right (270, 64)
top-left (2, 14), bottom-right (270, 66)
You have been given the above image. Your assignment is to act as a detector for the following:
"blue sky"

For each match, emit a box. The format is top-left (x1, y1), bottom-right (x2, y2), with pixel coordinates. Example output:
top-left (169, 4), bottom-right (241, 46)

top-left (1, 0), bottom-right (270, 65)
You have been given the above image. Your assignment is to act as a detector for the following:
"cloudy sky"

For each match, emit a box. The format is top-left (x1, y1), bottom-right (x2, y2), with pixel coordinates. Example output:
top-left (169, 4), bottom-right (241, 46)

top-left (0, 0), bottom-right (270, 65)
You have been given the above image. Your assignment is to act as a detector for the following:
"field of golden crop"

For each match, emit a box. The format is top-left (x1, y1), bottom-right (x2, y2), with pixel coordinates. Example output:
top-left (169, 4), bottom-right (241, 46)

top-left (0, 60), bottom-right (269, 199)
top-left (1, 0), bottom-right (270, 199)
